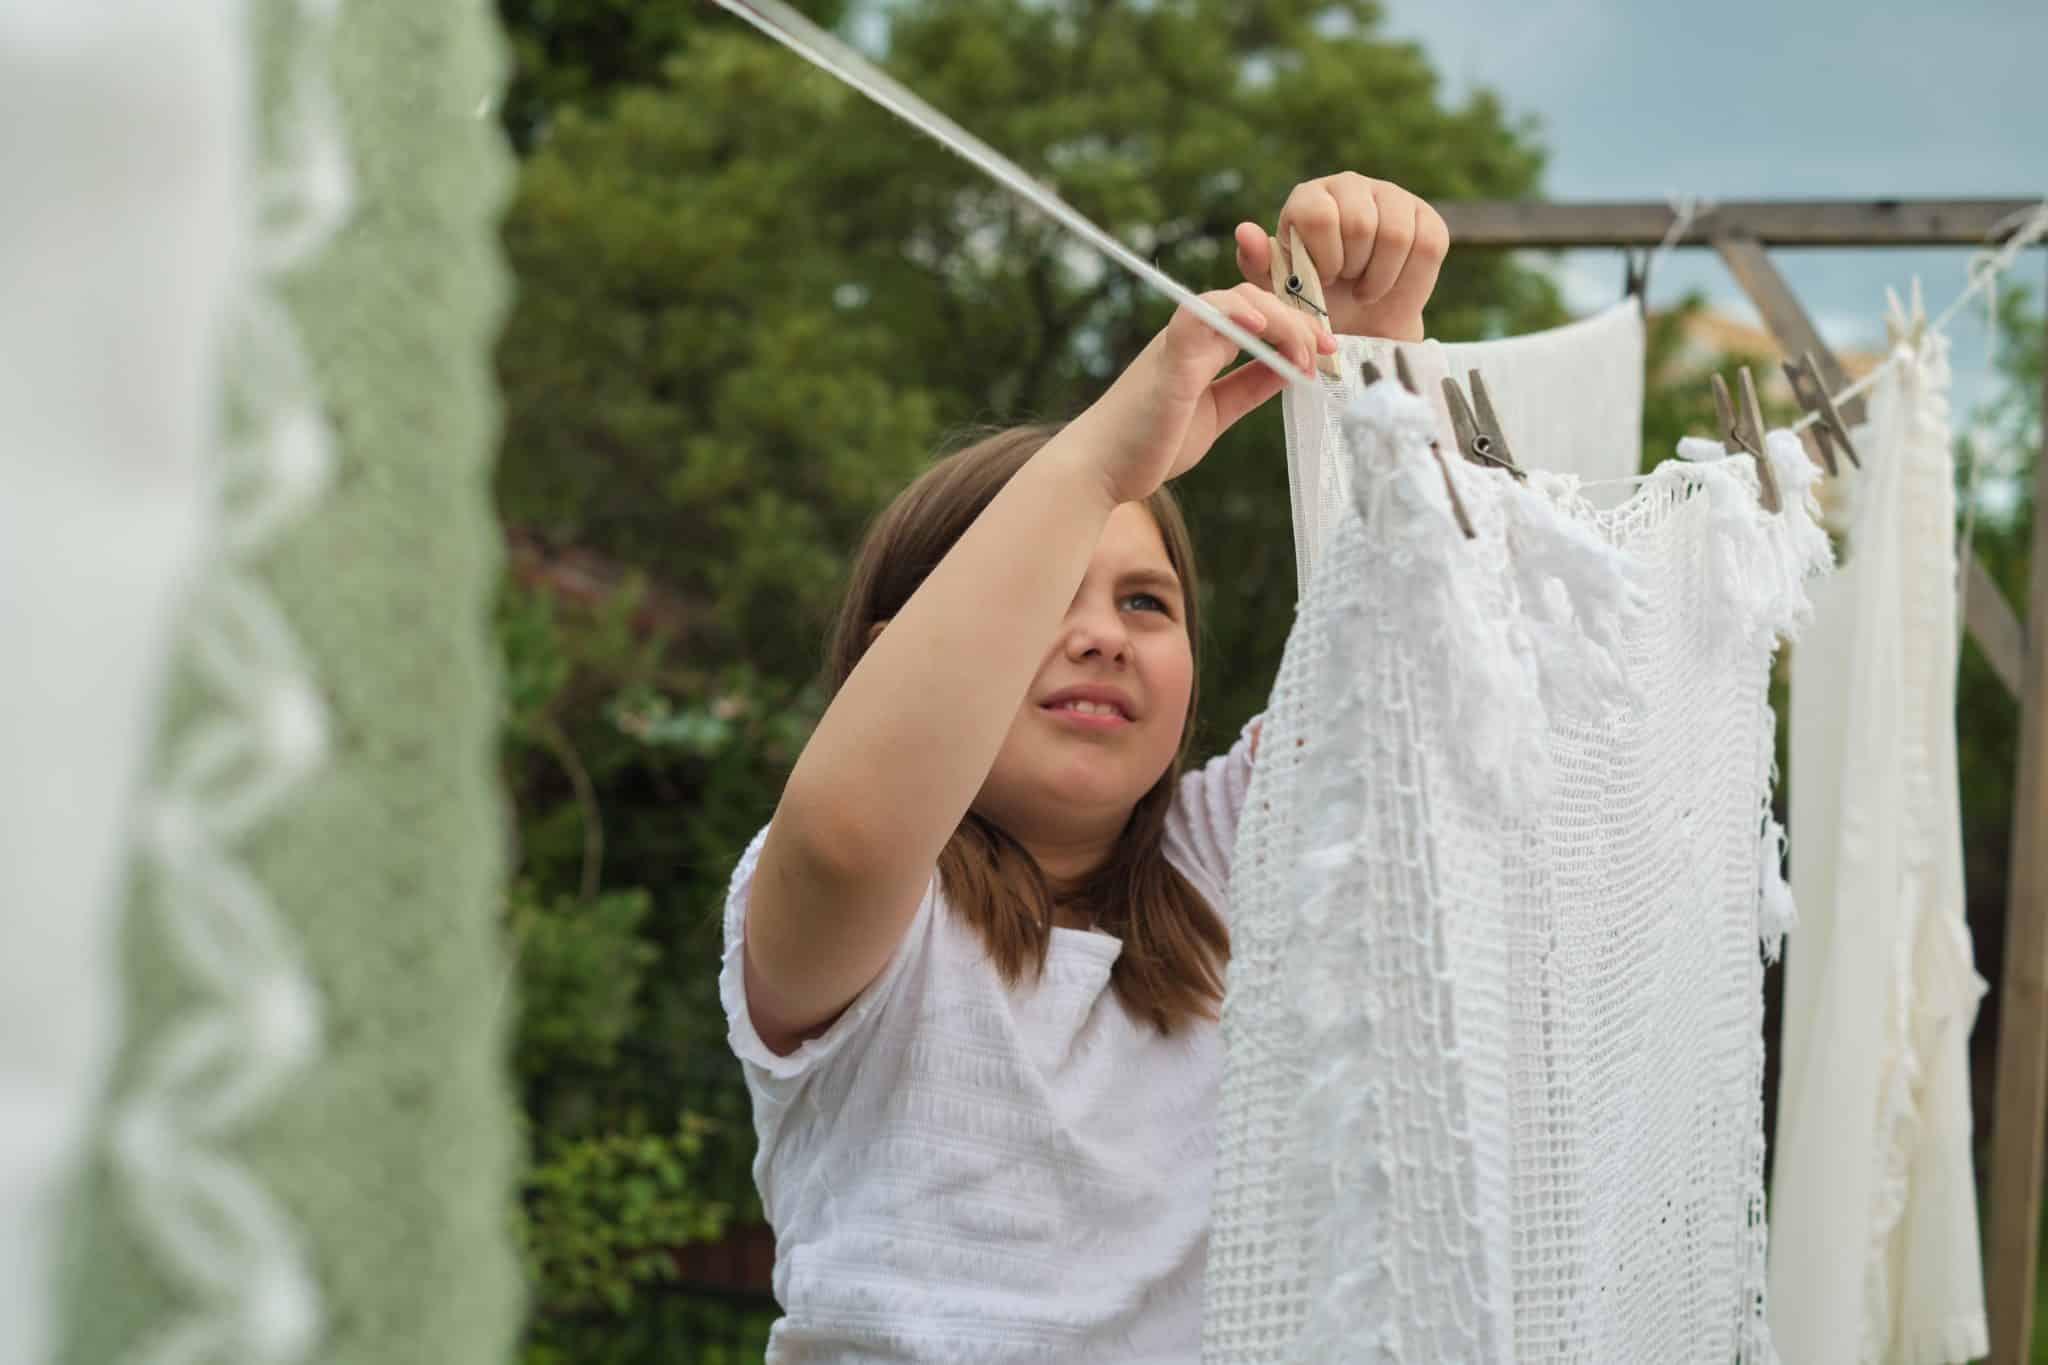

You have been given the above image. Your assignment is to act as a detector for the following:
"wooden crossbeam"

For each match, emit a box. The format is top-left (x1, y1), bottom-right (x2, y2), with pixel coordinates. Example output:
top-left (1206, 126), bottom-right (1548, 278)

top-left (1437, 197), bottom-right (2043, 248)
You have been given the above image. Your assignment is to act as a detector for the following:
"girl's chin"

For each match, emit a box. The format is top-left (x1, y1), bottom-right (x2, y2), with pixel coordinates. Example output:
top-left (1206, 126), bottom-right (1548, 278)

top-left (1038, 754), bottom-right (1170, 803)
top-left (982, 764), bottom-right (1155, 819)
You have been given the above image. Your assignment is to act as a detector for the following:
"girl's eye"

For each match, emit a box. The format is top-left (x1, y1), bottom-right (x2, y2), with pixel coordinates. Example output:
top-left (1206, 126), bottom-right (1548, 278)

top-left (1123, 592), bottom-right (1169, 614)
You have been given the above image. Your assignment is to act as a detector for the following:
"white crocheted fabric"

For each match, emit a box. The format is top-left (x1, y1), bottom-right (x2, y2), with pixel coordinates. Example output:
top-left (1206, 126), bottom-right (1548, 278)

top-left (1203, 378), bottom-right (1830, 1364)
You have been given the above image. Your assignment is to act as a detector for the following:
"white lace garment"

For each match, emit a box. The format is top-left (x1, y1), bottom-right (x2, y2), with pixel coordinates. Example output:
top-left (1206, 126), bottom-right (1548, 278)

top-left (1203, 366), bottom-right (1830, 1363)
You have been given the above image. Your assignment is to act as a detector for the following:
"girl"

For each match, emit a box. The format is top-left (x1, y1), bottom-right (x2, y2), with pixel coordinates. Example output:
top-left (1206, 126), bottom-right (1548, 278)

top-left (722, 174), bottom-right (1450, 1361)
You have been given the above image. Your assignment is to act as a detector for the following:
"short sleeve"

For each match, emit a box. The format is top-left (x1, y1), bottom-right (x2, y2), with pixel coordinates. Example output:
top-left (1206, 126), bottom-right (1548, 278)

top-left (1163, 713), bottom-right (1261, 910)
top-left (720, 822), bottom-right (934, 1086)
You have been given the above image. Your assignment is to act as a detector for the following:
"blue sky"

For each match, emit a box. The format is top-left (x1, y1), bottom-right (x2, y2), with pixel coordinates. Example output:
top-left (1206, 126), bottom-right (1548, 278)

top-left (1377, 0), bottom-right (2046, 419)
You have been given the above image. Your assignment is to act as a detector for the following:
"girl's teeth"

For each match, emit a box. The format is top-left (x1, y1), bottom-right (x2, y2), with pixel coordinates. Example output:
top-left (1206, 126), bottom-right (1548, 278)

top-left (1063, 701), bottom-right (1118, 716)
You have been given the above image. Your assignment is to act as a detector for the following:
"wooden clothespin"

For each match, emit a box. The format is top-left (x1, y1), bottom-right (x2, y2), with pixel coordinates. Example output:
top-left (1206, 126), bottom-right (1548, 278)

top-left (1781, 350), bottom-right (1860, 474)
top-left (1884, 279), bottom-right (1928, 350)
top-left (1269, 227), bottom-right (1342, 379)
top-left (1442, 369), bottom-right (1526, 481)
top-left (1361, 355), bottom-right (1476, 539)
top-left (1712, 368), bottom-right (1783, 514)
top-left (1623, 246), bottom-right (1651, 311)
top-left (1392, 347), bottom-right (1421, 395)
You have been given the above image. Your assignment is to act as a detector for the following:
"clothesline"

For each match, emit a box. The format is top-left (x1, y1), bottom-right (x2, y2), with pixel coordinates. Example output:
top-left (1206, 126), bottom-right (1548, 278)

top-left (709, 0), bottom-right (1314, 393)
top-left (713, 0), bottom-right (2045, 462)
top-left (1634, 194), bottom-right (2048, 440)
top-left (1555, 195), bottom-right (2048, 497)
top-left (1784, 197), bottom-right (2048, 436)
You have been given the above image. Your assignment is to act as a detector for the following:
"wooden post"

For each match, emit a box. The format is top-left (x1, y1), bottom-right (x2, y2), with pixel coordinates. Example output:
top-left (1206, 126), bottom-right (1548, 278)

top-left (1986, 258), bottom-right (2048, 1365)
top-left (1967, 554), bottom-right (2028, 699)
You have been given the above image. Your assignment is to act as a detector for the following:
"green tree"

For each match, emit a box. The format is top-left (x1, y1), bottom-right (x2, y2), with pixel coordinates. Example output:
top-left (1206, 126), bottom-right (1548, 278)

top-left (496, 0), bottom-right (847, 151)
top-left (491, 0), bottom-right (1568, 1352)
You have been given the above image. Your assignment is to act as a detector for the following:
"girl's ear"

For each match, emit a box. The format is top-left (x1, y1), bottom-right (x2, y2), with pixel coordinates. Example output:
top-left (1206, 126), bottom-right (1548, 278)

top-left (866, 619), bottom-right (890, 646)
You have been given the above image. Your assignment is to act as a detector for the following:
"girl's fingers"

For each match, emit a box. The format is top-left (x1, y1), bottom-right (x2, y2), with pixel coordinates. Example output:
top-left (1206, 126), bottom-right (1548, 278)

top-left (1224, 301), bottom-right (1269, 334)
top-left (1233, 222), bottom-right (1271, 288)
top-left (1264, 174), bottom-right (1448, 336)
top-left (1372, 203), bottom-right (1451, 328)
top-left (1356, 189), bottom-right (1418, 305)
top-left (1226, 285), bottom-right (1314, 375)
top-left (1206, 285), bottom-right (1276, 350)
top-left (1183, 285), bottom-right (1328, 379)
top-left (1278, 182), bottom-right (1346, 290)
top-left (1250, 284), bottom-right (1334, 371)
top-left (1203, 357), bottom-right (1290, 437)
top-left (1329, 173), bottom-right (1382, 283)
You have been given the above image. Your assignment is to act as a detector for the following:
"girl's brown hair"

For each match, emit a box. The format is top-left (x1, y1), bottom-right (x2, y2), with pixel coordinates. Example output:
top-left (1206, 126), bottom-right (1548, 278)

top-left (822, 423), bottom-right (1229, 1034)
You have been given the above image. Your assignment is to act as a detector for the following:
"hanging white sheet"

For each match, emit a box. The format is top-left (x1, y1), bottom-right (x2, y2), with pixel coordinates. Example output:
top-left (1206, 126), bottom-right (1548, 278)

top-left (1774, 329), bottom-right (1989, 1365)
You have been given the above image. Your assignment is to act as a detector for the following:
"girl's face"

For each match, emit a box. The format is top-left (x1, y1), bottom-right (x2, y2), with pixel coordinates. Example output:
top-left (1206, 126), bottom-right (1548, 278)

top-left (973, 502), bottom-right (1193, 857)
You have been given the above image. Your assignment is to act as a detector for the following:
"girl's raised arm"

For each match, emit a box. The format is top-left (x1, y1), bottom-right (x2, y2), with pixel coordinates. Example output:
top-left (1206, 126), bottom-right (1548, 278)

top-left (742, 285), bottom-right (1329, 1052)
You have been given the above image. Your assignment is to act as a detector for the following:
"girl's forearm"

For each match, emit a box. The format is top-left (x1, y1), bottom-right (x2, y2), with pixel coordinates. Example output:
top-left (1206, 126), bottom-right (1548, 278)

top-left (777, 416), bottom-right (1120, 880)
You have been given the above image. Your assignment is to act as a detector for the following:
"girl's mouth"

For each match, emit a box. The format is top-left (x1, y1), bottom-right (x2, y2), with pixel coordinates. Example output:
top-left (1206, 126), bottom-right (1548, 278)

top-left (1043, 700), bottom-right (1131, 729)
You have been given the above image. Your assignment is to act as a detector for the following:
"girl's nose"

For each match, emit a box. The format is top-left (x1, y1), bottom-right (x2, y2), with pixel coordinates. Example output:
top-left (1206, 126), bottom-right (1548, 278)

top-left (1062, 606), bottom-right (1130, 664)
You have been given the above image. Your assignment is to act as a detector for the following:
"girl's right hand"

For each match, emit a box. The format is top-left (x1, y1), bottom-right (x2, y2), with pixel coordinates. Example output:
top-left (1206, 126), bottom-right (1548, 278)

top-left (1063, 282), bottom-right (1336, 506)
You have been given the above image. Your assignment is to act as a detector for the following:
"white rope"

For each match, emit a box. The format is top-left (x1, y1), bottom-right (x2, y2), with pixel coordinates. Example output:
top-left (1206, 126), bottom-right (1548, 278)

top-left (1648, 192), bottom-right (1713, 285)
top-left (709, 0), bottom-right (1312, 391)
top-left (1791, 198), bottom-right (2048, 436)
top-left (1932, 200), bottom-right (2048, 336)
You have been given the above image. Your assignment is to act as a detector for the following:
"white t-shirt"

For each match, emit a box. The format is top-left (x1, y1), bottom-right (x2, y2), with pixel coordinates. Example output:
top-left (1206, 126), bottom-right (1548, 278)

top-left (720, 721), bottom-right (1257, 1362)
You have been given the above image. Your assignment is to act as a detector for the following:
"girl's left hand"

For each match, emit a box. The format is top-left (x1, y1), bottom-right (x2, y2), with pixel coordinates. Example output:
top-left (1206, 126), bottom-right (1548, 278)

top-left (1232, 173), bottom-right (1450, 343)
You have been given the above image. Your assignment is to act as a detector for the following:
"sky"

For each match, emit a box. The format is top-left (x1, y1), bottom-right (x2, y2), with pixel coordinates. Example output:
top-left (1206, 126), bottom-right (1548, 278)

top-left (1375, 0), bottom-right (2047, 422)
